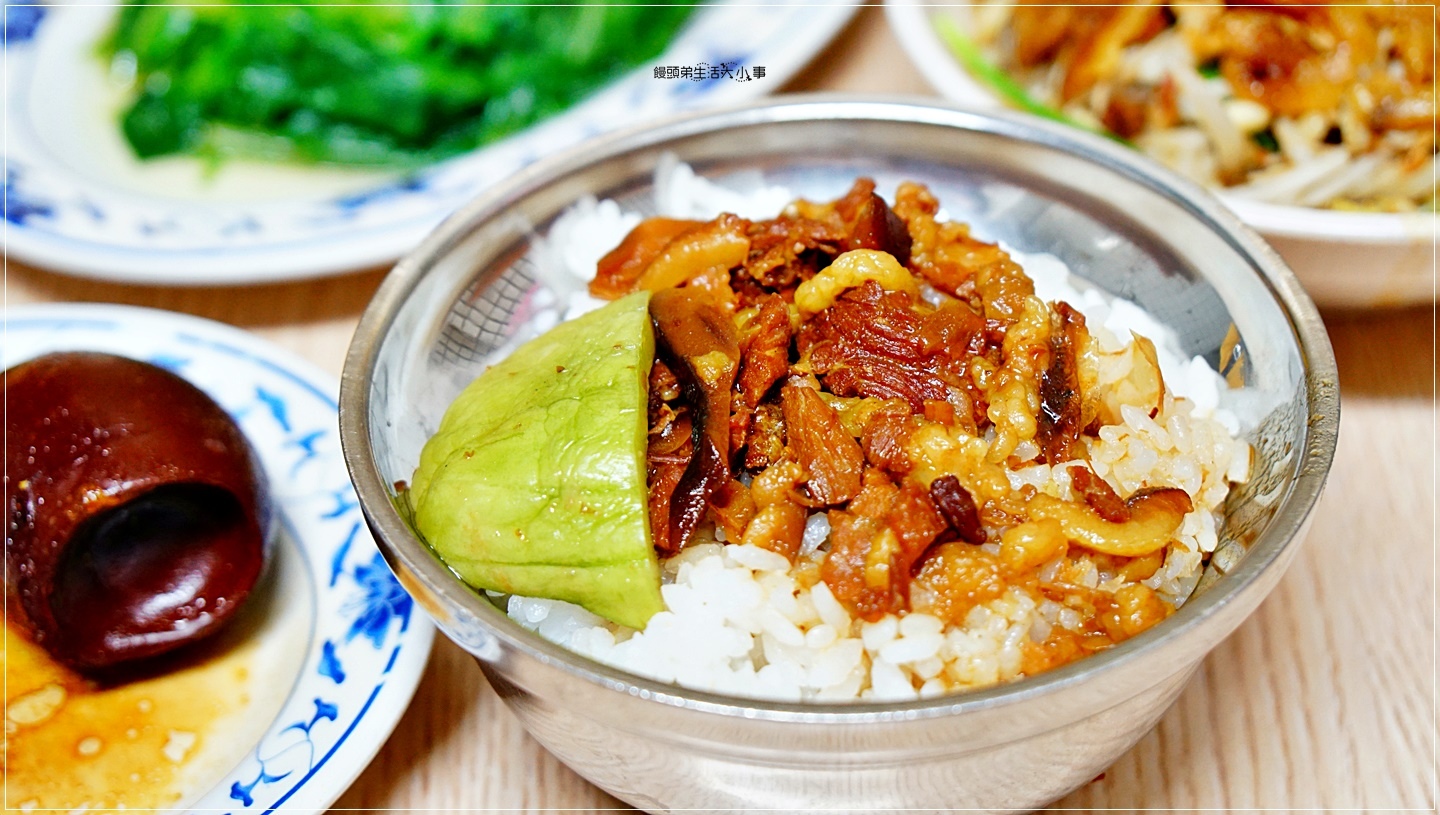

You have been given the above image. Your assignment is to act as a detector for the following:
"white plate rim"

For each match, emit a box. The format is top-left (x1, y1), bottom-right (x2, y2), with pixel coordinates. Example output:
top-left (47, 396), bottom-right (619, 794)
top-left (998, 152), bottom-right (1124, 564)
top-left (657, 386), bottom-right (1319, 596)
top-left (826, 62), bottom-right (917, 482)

top-left (2, 2), bottom-right (858, 285)
top-left (2, 302), bottom-right (435, 814)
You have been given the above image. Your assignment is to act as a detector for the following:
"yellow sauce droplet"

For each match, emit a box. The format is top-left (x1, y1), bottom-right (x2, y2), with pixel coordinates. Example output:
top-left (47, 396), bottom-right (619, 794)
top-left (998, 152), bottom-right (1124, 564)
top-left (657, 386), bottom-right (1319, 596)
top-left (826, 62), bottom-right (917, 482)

top-left (6, 683), bottom-right (66, 726)
top-left (162, 730), bottom-right (198, 763)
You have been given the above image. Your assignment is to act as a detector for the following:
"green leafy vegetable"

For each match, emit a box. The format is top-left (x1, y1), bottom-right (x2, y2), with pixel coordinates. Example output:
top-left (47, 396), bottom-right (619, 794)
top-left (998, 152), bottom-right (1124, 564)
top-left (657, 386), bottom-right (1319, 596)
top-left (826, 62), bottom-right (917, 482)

top-left (103, 1), bottom-right (695, 166)
top-left (933, 14), bottom-right (1126, 144)
top-left (409, 291), bottom-right (662, 630)
top-left (1251, 127), bottom-right (1280, 153)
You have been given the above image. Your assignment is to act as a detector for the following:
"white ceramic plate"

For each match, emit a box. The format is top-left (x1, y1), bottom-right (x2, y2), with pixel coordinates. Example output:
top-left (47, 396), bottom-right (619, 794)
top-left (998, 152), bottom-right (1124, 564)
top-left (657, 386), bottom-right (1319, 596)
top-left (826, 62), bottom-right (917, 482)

top-left (3, 303), bottom-right (434, 814)
top-left (2, 2), bottom-right (856, 285)
top-left (884, 0), bottom-right (1438, 308)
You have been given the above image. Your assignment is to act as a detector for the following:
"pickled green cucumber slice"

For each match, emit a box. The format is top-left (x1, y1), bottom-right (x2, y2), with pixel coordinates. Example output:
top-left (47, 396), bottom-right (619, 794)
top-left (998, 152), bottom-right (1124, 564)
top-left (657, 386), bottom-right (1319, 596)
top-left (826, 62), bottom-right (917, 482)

top-left (409, 291), bottom-right (661, 629)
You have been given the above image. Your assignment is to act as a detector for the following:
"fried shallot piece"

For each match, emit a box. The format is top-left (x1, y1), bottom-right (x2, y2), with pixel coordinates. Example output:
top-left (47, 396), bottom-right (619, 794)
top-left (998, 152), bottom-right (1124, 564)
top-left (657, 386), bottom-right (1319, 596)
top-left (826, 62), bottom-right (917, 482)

top-left (646, 360), bottom-right (693, 555)
top-left (822, 470), bottom-right (949, 621)
top-left (1036, 301), bottom-right (1091, 464)
top-left (1069, 465), bottom-right (1128, 524)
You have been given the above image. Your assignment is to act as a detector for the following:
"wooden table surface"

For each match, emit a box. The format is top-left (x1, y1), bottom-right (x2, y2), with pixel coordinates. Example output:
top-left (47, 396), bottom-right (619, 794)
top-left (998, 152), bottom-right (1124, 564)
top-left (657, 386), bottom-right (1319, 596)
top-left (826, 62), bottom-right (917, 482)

top-left (8, 8), bottom-right (1436, 812)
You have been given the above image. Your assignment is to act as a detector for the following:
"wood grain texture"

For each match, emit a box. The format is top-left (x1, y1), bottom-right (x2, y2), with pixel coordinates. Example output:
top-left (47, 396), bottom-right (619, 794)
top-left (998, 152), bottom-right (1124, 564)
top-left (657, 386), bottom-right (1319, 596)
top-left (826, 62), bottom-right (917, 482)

top-left (4, 262), bottom-right (387, 376)
top-left (7, 7), bottom-right (1435, 812)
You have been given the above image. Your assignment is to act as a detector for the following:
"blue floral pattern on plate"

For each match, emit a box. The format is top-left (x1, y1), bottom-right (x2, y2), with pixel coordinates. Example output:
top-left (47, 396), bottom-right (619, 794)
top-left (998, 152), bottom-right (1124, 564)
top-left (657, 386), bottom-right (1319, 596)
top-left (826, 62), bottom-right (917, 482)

top-left (3, 2), bottom-right (856, 284)
top-left (3, 5), bottom-right (45, 43)
top-left (3, 304), bottom-right (435, 815)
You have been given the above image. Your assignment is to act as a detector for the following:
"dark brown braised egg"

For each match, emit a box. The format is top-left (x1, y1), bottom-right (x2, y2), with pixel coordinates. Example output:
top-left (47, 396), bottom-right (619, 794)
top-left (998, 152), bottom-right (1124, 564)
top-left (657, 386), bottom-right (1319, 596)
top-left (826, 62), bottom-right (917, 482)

top-left (4, 352), bottom-right (272, 671)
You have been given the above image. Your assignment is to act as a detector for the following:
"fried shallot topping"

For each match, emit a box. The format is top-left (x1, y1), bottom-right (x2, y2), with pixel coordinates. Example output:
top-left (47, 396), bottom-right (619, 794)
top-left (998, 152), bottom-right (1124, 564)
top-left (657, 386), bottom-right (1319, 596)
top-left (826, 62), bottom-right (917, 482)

top-left (1036, 301), bottom-right (1092, 465)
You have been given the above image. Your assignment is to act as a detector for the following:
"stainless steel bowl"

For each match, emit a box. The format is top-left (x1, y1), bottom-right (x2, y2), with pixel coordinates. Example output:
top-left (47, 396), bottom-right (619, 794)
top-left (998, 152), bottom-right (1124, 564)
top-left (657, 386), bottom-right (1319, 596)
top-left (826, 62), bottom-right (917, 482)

top-left (340, 96), bottom-right (1338, 814)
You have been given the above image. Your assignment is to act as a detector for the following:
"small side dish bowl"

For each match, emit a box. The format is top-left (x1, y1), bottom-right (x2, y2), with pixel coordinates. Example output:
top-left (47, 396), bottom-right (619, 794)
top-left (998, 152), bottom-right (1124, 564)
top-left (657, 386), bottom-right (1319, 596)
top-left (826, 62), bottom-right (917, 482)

top-left (340, 96), bottom-right (1338, 813)
top-left (884, 0), bottom-right (1437, 309)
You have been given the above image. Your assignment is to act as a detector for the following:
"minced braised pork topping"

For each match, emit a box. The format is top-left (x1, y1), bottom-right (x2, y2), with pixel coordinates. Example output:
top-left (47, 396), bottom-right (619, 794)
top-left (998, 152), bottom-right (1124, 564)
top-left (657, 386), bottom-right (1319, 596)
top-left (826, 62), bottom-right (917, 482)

top-left (589, 179), bottom-right (1196, 660)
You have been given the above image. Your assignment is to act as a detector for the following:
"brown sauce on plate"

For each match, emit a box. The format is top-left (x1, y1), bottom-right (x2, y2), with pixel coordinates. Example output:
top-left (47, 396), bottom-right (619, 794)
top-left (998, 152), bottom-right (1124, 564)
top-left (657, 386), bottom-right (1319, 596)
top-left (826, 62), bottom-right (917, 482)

top-left (3, 622), bottom-right (256, 811)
